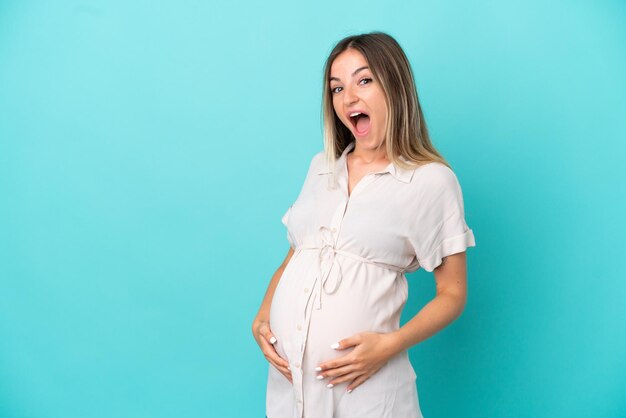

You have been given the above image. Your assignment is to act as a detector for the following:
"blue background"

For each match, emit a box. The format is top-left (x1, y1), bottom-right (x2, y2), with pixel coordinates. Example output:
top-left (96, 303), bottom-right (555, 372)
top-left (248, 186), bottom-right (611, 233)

top-left (1, 1), bottom-right (625, 417)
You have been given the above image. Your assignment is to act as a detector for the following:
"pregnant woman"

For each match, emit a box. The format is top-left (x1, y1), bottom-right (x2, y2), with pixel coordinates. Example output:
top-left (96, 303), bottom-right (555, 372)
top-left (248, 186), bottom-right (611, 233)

top-left (252, 31), bottom-right (476, 418)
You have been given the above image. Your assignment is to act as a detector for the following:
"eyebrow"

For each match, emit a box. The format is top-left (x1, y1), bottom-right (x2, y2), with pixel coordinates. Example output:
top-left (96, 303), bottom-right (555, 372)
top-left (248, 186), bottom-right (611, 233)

top-left (329, 66), bottom-right (369, 82)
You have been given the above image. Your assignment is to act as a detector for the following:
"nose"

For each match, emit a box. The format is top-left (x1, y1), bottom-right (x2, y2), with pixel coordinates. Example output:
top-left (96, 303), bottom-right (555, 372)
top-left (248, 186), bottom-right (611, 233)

top-left (343, 84), bottom-right (358, 106)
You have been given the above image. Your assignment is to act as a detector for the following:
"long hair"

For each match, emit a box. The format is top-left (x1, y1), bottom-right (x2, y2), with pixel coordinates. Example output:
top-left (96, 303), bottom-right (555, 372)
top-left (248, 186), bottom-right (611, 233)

top-left (321, 31), bottom-right (450, 176)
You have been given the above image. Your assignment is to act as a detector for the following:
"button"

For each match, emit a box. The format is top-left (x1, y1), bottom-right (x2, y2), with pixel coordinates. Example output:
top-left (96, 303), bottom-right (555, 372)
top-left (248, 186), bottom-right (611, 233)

top-left (304, 287), bottom-right (309, 293)
top-left (331, 227), bottom-right (337, 233)
top-left (297, 324), bottom-right (302, 330)
top-left (295, 361), bottom-right (301, 368)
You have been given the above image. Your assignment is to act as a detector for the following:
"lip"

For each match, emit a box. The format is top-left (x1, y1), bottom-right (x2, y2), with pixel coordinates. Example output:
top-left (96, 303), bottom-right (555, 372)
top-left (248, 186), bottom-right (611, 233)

top-left (344, 109), bottom-right (369, 121)
top-left (345, 109), bottom-right (371, 136)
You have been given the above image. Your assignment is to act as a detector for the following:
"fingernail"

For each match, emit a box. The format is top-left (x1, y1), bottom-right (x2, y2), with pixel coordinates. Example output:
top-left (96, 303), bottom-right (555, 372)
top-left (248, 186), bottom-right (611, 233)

top-left (287, 366), bottom-right (291, 370)
top-left (316, 375), bottom-right (324, 380)
top-left (269, 336), bottom-right (277, 344)
top-left (330, 342), bottom-right (340, 349)
top-left (347, 388), bottom-right (353, 393)
top-left (327, 383), bottom-right (334, 388)
top-left (315, 366), bottom-right (322, 371)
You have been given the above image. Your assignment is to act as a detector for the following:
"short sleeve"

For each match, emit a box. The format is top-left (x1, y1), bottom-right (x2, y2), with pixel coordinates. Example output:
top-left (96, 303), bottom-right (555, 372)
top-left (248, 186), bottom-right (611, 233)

top-left (281, 205), bottom-right (295, 248)
top-left (279, 151), bottom-right (324, 249)
top-left (409, 164), bottom-right (476, 272)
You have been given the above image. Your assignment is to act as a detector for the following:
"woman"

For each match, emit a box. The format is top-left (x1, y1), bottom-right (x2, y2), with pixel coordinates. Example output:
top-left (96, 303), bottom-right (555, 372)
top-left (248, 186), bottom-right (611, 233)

top-left (252, 31), bottom-right (476, 418)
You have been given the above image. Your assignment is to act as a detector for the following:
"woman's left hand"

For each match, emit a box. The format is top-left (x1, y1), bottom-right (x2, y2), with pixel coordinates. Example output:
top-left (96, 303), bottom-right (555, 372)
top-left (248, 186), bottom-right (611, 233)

top-left (315, 331), bottom-right (400, 392)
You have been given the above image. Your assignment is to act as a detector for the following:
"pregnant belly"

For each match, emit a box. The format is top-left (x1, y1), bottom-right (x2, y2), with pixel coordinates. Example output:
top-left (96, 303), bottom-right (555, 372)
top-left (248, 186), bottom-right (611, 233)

top-left (303, 286), bottom-right (403, 369)
top-left (270, 252), bottom-right (407, 369)
top-left (268, 251), bottom-right (318, 362)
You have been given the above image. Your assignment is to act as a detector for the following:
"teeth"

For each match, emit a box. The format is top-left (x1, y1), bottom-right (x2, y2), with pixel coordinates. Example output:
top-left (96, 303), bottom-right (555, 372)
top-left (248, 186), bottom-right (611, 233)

top-left (350, 112), bottom-right (362, 117)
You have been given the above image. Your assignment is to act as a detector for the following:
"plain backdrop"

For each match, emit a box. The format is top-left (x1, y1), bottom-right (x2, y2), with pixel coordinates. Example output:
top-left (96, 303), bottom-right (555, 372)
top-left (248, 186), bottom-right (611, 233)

top-left (1, 0), bottom-right (625, 417)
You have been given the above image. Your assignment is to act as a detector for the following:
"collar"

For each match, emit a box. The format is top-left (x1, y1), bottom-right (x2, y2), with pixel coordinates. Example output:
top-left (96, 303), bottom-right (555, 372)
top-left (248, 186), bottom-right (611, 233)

top-left (316, 141), bottom-right (415, 184)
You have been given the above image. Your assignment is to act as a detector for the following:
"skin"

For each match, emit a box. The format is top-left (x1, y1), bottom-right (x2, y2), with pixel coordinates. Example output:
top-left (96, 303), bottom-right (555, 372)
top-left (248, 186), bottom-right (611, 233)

top-left (329, 48), bottom-right (393, 196)
top-left (252, 48), bottom-right (468, 393)
top-left (252, 247), bottom-right (294, 383)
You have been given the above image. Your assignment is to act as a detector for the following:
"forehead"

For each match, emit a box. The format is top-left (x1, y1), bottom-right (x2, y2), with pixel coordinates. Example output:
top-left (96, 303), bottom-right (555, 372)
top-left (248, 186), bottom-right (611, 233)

top-left (330, 49), bottom-right (369, 76)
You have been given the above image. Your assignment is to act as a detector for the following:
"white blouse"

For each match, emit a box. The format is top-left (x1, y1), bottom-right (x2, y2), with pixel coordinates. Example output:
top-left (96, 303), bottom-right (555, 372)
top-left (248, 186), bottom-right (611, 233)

top-left (267, 140), bottom-right (476, 418)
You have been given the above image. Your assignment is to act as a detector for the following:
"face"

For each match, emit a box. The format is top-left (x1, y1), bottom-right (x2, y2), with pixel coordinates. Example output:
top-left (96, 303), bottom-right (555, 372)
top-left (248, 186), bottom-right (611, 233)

top-left (329, 48), bottom-right (388, 149)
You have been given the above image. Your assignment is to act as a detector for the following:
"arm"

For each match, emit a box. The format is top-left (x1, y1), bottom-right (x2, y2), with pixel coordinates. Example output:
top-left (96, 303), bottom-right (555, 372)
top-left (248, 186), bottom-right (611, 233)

top-left (388, 250), bottom-right (467, 352)
top-left (316, 251), bottom-right (468, 391)
top-left (252, 247), bottom-right (295, 382)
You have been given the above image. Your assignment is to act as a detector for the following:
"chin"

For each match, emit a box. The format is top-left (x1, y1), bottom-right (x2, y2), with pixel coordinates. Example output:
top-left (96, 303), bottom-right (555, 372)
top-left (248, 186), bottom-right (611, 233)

top-left (355, 136), bottom-right (384, 149)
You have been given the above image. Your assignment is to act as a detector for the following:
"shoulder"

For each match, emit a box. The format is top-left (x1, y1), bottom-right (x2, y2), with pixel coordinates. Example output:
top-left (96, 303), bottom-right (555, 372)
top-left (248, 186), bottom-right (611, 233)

top-left (412, 162), bottom-right (460, 192)
top-left (311, 150), bottom-right (325, 164)
top-left (306, 150), bottom-right (326, 174)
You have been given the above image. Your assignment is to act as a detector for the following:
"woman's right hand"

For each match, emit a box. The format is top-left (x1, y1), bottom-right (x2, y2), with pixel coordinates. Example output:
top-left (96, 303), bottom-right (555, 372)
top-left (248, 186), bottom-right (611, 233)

top-left (252, 318), bottom-right (292, 383)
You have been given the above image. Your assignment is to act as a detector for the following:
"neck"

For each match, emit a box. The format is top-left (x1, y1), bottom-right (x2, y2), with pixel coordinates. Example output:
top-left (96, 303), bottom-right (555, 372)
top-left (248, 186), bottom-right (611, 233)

top-left (350, 140), bottom-right (388, 164)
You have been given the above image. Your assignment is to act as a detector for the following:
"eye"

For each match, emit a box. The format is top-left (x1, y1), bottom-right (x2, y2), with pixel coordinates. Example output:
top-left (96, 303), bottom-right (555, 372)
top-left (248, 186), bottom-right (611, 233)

top-left (330, 86), bottom-right (343, 94)
top-left (359, 77), bottom-right (372, 85)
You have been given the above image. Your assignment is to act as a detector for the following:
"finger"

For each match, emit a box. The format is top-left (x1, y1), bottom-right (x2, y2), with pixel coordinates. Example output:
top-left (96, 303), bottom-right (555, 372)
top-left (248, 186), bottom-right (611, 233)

top-left (263, 345), bottom-right (290, 368)
top-left (258, 323), bottom-right (278, 345)
top-left (316, 363), bottom-right (357, 380)
top-left (346, 373), bottom-right (371, 392)
top-left (271, 363), bottom-right (291, 375)
top-left (255, 324), bottom-right (290, 378)
top-left (270, 363), bottom-right (292, 382)
top-left (331, 334), bottom-right (361, 351)
top-left (266, 332), bottom-right (277, 345)
top-left (256, 327), bottom-right (287, 365)
top-left (258, 332), bottom-right (289, 367)
top-left (267, 353), bottom-right (291, 371)
top-left (328, 371), bottom-right (362, 387)
top-left (317, 352), bottom-right (355, 372)
top-left (270, 361), bottom-right (291, 376)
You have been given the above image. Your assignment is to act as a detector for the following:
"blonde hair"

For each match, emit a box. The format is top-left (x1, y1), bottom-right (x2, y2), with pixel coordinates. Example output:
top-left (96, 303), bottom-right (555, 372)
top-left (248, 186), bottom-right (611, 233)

top-left (321, 31), bottom-right (450, 176)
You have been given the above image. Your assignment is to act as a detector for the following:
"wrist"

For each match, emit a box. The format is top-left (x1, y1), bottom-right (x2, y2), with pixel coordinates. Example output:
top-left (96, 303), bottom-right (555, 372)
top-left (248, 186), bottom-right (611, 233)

top-left (252, 315), bottom-right (269, 332)
top-left (385, 329), bottom-right (408, 356)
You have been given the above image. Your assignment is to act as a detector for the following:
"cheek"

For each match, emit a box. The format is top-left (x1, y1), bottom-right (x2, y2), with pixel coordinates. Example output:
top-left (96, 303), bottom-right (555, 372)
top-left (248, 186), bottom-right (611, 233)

top-left (332, 105), bottom-right (349, 128)
top-left (364, 91), bottom-right (386, 123)
top-left (374, 100), bottom-right (388, 127)
top-left (332, 99), bottom-right (341, 117)
top-left (337, 115), bottom-right (350, 129)
top-left (379, 107), bottom-right (388, 125)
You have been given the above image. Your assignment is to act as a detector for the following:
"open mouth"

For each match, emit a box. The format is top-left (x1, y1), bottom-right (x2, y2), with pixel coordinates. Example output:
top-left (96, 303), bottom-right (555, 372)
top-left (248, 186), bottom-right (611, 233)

top-left (349, 112), bottom-right (371, 135)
